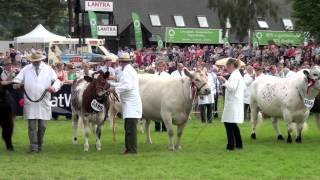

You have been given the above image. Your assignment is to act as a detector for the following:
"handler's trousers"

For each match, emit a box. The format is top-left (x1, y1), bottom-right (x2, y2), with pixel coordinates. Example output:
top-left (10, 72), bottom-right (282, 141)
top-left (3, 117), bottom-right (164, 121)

top-left (155, 121), bottom-right (167, 132)
top-left (200, 104), bottom-right (213, 123)
top-left (124, 118), bottom-right (138, 153)
top-left (224, 122), bottom-right (243, 150)
top-left (28, 119), bottom-right (46, 152)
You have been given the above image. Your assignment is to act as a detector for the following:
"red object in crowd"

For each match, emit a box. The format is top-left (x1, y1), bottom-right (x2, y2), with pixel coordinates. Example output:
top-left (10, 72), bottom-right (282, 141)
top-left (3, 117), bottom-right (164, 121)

top-left (19, 98), bottom-right (24, 108)
top-left (287, 48), bottom-right (296, 57)
top-left (135, 51), bottom-right (142, 66)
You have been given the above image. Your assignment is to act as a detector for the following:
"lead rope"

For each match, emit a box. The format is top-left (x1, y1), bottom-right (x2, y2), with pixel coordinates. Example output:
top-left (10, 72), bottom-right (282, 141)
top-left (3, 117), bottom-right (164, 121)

top-left (23, 88), bottom-right (48, 102)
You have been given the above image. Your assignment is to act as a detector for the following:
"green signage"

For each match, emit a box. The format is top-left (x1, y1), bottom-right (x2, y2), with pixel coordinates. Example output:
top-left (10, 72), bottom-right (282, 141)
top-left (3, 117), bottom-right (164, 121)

top-left (156, 35), bottom-right (163, 48)
top-left (88, 11), bottom-right (98, 38)
top-left (132, 12), bottom-right (143, 50)
top-left (165, 27), bottom-right (222, 44)
top-left (253, 31), bottom-right (304, 46)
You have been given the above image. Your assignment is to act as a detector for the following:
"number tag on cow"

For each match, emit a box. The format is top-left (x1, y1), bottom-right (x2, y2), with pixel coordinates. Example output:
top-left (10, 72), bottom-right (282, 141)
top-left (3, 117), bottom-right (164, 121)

top-left (304, 98), bottom-right (315, 109)
top-left (91, 99), bottom-right (104, 112)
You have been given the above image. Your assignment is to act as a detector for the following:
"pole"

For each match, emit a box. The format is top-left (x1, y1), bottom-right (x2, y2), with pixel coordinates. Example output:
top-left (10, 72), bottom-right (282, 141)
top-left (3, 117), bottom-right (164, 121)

top-left (82, 11), bottom-right (85, 46)
top-left (75, 0), bottom-right (81, 45)
top-left (67, 0), bottom-right (74, 36)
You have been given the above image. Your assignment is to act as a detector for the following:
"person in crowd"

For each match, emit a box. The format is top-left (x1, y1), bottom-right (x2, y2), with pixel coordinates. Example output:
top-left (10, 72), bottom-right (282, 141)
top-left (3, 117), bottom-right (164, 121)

top-left (283, 67), bottom-right (295, 78)
top-left (78, 63), bottom-right (94, 79)
top-left (99, 56), bottom-right (115, 77)
top-left (154, 60), bottom-right (169, 132)
top-left (64, 64), bottom-right (77, 84)
top-left (1, 58), bottom-right (16, 81)
top-left (269, 65), bottom-right (279, 76)
top-left (109, 53), bottom-right (142, 154)
top-left (55, 63), bottom-right (65, 83)
top-left (171, 63), bottom-right (185, 78)
top-left (243, 65), bottom-right (255, 120)
top-left (12, 50), bottom-right (62, 153)
top-left (211, 65), bottom-right (220, 118)
top-left (217, 58), bottom-right (245, 151)
top-left (198, 67), bottom-right (215, 123)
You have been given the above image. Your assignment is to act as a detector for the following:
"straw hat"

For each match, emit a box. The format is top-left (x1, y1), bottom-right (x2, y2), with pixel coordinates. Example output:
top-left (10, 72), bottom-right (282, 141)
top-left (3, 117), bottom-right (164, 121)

top-left (27, 50), bottom-right (46, 62)
top-left (118, 52), bottom-right (132, 62)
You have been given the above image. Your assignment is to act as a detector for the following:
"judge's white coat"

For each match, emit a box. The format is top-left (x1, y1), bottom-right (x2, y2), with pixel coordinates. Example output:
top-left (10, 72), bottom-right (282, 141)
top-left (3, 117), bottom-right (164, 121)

top-left (243, 73), bottom-right (254, 104)
top-left (198, 74), bottom-right (215, 105)
top-left (221, 69), bottom-right (245, 124)
top-left (115, 64), bottom-right (142, 119)
top-left (13, 62), bottom-right (62, 120)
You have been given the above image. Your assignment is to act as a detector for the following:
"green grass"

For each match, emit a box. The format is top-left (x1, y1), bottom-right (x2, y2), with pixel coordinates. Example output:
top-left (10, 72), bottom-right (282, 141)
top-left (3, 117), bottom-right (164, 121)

top-left (2, 112), bottom-right (320, 179)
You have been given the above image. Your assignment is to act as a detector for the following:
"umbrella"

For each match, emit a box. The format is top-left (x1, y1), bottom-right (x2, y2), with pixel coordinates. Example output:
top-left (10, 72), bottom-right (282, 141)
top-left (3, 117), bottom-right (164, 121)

top-left (215, 57), bottom-right (246, 67)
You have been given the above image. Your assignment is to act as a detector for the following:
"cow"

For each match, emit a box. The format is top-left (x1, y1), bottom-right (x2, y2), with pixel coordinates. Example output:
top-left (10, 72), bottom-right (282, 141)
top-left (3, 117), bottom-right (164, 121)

top-left (0, 82), bottom-right (15, 151)
top-left (140, 69), bottom-right (210, 150)
top-left (250, 66), bottom-right (320, 143)
top-left (71, 71), bottom-right (110, 151)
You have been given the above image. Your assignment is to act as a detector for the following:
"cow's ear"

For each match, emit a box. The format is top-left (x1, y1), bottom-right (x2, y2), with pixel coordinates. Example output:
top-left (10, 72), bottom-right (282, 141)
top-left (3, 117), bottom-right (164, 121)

top-left (84, 76), bottom-right (93, 82)
top-left (184, 69), bottom-right (194, 79)
top-left (303, 70), bottom-right (310, 78)
top-left (103, 71), bottom-right (110, 79)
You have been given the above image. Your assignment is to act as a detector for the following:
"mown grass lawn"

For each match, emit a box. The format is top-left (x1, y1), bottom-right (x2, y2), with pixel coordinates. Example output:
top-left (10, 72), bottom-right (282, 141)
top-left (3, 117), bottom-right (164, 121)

top-left (1, 110), bottom-right (320, 179)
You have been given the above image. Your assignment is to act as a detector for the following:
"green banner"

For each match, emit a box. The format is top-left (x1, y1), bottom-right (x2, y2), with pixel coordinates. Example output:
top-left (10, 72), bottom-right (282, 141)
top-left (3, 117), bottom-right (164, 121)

top-left (253, 31), bottom-right (304, 46)
top-left (88, 11), bottom-right (98, 38)
top-left (156, 35), bottom-right (163, 48)
top-left (223, 37), bottom-right (230, 47)
top-left (132, 12), bottom-right (143, 50)
top-left (165, 27), bottom-right (222, 44)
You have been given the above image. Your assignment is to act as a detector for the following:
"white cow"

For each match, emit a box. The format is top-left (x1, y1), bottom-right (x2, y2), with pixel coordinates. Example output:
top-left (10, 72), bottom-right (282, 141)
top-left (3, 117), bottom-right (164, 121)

top-left (109, 69), bottom-right (210, 150)
top-left (250, 66), bottom-right (320, 143)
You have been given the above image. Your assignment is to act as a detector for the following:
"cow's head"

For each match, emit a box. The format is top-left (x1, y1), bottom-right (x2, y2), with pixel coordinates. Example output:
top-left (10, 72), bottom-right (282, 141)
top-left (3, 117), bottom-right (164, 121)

top-left (84, 71), bottom-right (110, 101)
top-left (184, 68), bottom-right (211, 95)
top-left (303, 66), bottom-right (320, 94)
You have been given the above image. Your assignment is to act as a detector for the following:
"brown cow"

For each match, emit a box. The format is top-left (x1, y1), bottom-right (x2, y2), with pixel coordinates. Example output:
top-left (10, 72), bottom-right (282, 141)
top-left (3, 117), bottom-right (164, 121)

top-left (71, 71), bottom-right (110, 151)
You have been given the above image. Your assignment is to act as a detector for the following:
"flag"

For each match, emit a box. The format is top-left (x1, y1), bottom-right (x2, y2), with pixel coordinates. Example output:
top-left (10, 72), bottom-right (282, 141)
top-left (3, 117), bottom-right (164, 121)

top-left (156, 35), bottom-right (163, 49)
top-left (88, 11), bottom-right (98, 38)
top-left (132, 12), bottom-right (143, 50)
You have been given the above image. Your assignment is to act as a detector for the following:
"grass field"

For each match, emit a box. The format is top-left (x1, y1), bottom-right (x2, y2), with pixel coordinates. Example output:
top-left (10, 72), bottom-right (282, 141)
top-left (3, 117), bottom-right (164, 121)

top-left (1, 110), bottom-right (320, 180)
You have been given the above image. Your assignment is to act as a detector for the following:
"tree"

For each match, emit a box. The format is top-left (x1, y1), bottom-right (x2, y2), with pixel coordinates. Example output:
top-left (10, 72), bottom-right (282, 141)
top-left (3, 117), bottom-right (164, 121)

top-left (292, 0), bottom-right (320, 42)
top-left (208, 0), bottom-right (278, 44)
top-left (0, 0), bottom-right (68, 40)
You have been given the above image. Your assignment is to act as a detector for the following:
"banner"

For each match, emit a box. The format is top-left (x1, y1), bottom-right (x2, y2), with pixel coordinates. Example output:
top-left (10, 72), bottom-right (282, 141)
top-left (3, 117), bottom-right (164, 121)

top-left (85, 1), bottom-right (113, 12)
top-left (88, 11), bottom-right (98, 38)
top-left (253, 31), bottom-right (304, 46)
top-left (97, 25), bottom-right (118, 36)
top-left (156, 35), bottom-right (163, 48)
top-left (165, 27), bottom-right (223, 44)
top-left (132, 12), bottom-right (143, 50)
top-left (223, 37), bottom-right (230, 47)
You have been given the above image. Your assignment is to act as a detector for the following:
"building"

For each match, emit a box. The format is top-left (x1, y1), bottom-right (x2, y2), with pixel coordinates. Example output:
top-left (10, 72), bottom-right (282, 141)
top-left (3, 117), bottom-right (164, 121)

top-left (77, 0), bottom-right (298, 52)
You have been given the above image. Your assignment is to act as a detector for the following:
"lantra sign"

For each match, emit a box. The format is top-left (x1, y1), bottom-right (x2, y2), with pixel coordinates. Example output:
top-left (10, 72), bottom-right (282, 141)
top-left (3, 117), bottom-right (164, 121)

top-left (85, 1), bottom-right (113, 12)
top-left (97, 25), bottom-right (117, 36)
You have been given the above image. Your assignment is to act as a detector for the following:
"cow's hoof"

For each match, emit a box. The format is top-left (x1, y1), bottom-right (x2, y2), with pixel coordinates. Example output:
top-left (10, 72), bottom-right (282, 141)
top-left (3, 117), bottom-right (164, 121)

top-left (251, 133), bottom-right (256, 140)
top-left (84, 144), bottom-right (89, 152)
top-left (175, 145), bottom-right (182, 150)
top-left (168, 145), bottom-right (175, 151)
top-left (72, 137), bottom-right (78, 144)
top-left (6, 147), bottom-right (14, 151)
top-left (146, 140), bottom-right (152, 144)
top-left (287, 138), bottom-right (293, 144)
top-left (95, 143), bottom-right (102, 151)
top-left (277, 135), bottom-right (284, 141)
top-left (296, 137), bottom-right (302, 143)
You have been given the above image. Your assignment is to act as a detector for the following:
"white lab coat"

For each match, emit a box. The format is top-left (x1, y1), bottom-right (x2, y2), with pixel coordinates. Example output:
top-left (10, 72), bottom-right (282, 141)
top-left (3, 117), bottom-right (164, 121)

top-left (13, 62), bottom-right (62, 120)
top-left (115, 64), bottom-right (142, 119)
top-left (243, 73), bottom-right (254, 104)
top-left (171, 70), bottom-right (185, 78)
top-left (198, 74), bottom-right (215, 105)
top-left (221, 69), bottom-right (245, 124)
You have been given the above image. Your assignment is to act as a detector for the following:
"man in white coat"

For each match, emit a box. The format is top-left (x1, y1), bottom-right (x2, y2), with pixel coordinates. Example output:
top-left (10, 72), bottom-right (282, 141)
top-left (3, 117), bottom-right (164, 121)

top-left (110, 53), bottom-right (142, 154)
top-left (171, 63), bottom-right (185, 78)
top-left (243, 65), bottom-right (255, 120)
top-left (218, 58), bottom-right (245, 151)
top-left (13, 50), bottom-right (62, 153)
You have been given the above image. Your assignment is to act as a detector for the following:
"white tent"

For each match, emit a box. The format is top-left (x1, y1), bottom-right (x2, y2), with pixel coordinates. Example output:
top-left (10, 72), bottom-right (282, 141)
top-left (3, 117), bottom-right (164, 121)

top-left (14, 24), bottom-right (67, 43)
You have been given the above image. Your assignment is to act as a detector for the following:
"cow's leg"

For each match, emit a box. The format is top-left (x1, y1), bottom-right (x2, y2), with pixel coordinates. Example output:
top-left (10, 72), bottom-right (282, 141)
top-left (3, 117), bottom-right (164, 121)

top-left (72, 112), bottom-right (79, 144)
top-left (2, 116), bottom-right (14, 151)
top-left (93, 124), bottom-right (102, 151)
top-left (138, 119), bottom-right (145, 134)
top-left (161, 113), bottom-right (174, 151)
top-left (175, 122), bottom-right (187, 150)
top-left (83, 115), bottom-right (90, 152)
top-left (296, 122), bottom-right (304, 143)
top-left (145, 119), bottom-right (152, 144)
top-left (272, 117), bottom-right (284, 140)
top-left (283, 112), bottom-right (294, 143)
top-left (250, 102), bottom-right (259, 139)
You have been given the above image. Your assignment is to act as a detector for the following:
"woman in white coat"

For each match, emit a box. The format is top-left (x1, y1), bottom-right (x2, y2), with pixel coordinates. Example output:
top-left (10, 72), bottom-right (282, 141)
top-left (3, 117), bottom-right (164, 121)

top-left (218, 58), bottom-right (245, 151)
top-left (243, 66), bottom-right (255, 120)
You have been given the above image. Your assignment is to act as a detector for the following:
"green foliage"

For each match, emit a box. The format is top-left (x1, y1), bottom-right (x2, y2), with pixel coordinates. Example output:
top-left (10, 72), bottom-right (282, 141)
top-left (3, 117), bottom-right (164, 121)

top-left (208, 0), bottom-right (278, 42)
top-left (292, 0), bottom-right (320, 42)
top-left (0, 0), bottom-right (68, 40)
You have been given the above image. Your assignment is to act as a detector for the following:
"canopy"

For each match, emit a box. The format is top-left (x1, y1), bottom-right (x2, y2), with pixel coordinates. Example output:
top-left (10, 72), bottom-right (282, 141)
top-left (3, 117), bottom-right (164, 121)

top-left (215, 57), bottom-right (246, 67)
top-left (15, 24), bottom-right (67, 43)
